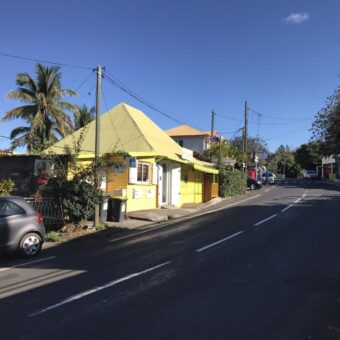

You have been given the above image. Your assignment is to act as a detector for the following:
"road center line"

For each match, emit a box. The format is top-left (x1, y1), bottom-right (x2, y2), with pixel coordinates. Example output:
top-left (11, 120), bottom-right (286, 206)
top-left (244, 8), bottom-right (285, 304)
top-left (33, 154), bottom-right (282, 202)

top-left (0, 256), bottom-right (57, 273)
top-left (254, 214), bottom-right (278, 226)
top-left (281, 205), bottom-right (293, 213)
top-left (196, 231), bottom-right (244, 253)
top-left (29, 261), bottom-right (171, 317)
top-left (110, 194), bottom-right (261, 243)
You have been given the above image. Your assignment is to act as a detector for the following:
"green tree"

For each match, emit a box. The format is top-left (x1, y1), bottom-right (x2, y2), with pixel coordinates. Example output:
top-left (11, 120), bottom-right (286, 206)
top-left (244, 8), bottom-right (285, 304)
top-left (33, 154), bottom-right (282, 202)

top-left (74, 104), bottom-right (95, 130)
top-left (229, 135), bottom-right (269, 161)
top-left (204, 138), bottom-right (239, 167)
top-left (2, 63), bottom-right (77, 153)
top-left (312, 87), bottom-right (340, 156)
top-left (295, 142), bottom-right (321, 170)
top-left (268, 145), bottom-right (300, 178)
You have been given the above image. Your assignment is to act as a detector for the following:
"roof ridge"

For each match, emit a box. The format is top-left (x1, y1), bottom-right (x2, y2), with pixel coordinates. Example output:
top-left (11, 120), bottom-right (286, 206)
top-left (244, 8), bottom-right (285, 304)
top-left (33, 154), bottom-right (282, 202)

top-left (121, 104), bottom-right (154, 152)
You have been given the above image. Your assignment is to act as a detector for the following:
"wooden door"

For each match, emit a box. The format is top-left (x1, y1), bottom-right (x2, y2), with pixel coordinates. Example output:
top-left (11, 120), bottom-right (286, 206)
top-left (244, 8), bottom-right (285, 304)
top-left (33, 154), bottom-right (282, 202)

top-left (203, 175), bottom-right (213, 203)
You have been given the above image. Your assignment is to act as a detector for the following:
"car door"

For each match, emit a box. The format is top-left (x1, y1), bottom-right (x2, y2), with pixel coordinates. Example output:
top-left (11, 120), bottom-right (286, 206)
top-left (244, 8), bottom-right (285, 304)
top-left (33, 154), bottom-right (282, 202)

top-left (0, 199), bottom-right (25, 249)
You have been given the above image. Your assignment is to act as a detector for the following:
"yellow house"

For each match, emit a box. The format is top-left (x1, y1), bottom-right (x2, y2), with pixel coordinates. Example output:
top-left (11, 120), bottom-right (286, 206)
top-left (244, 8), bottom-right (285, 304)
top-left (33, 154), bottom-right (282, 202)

top-left (48, 103), bottom-right (218, 212)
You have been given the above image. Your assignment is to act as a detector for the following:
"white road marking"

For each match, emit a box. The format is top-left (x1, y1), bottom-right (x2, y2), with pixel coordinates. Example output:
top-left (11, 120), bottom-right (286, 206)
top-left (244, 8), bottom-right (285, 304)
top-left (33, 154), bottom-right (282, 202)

top-left (29, 261), bottom-right (171, 317)
top-left (196, 231), bottom-right (244, 253)
top-left (281, 205), bottom-right (293, 213)
top-left (110, 194), bottom-right (262, 243)
top-left (254, 214), bottom-right (278, 226)
top-left (294, 198), bottom-right (302, 203)
top-left (264, 189), bottom-right (270, 193)
top-left (0, 256), bottom-right (57, 273)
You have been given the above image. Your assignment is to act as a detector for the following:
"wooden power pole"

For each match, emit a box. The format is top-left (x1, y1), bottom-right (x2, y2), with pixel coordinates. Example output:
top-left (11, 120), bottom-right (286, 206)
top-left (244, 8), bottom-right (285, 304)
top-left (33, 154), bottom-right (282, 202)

top-left (210, 109), bottom-right (215, 138)
top-left (94, 65), bottom-right (102, 227)
top-left (244, 100), bottom-right (248, 170)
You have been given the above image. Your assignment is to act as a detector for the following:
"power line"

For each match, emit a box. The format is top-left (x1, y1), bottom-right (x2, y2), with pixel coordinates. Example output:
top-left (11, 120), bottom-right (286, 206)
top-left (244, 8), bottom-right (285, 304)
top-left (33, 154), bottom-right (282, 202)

top-left (249, 107), bottom-right (313, 122)
top-left (215, 112), bottom-right (243, 122)
top-left (0, 52), bottom-right (93, 70)
top-left (264, 124), bottom-right (311, 141)
top-left (75, 70), bottom-right (96, 91)
top-left (102, 70), bottom-right (209, 131)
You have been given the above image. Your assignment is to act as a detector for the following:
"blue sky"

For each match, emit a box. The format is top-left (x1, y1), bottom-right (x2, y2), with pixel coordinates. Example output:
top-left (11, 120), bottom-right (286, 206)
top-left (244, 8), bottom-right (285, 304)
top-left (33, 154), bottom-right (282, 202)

top-left (1, 0), bottom-right (339, 152)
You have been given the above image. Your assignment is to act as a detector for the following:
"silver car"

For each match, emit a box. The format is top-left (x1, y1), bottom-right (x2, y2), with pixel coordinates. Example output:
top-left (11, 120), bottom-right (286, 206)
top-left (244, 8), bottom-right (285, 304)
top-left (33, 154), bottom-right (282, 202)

top-left (0, 196), bottom-right (45, 257)
top-left (261, 172), bottom-right (275, 185)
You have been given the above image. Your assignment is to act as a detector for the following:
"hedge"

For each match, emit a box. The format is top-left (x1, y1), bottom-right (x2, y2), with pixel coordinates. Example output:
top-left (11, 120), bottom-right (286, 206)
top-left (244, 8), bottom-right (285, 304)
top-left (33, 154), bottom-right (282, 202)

top-left (219, 169), bottom-right (247, 197)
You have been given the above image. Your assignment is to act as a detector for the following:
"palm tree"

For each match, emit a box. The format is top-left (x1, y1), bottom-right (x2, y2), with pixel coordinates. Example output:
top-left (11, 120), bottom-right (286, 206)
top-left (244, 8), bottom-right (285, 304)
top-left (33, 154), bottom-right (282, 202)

top-left (74, 104), bottom-right (95, 130)
top-left (2, 63), bottom-right (77, 153)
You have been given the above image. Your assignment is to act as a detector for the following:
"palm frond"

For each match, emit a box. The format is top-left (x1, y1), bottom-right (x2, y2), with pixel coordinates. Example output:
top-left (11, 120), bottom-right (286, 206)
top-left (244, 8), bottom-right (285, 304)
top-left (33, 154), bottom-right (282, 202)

top-left (16, 73), bottom-right (37, 92)
top-left (60, 88), bottom-right (77, 97)
top-left (2, 105), bottom-right (37, 122)
top-left (10, 126), bottom-right (30, 139)
top-left (7, 89), bottom-right (35, 103)
top-left (56, 101), bottom-right (78, 112)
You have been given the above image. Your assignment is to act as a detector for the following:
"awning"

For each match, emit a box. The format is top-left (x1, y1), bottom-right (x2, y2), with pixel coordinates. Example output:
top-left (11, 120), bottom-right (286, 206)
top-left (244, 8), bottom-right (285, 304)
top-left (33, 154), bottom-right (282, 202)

top-left (192, 163), bottom-right (219, 174)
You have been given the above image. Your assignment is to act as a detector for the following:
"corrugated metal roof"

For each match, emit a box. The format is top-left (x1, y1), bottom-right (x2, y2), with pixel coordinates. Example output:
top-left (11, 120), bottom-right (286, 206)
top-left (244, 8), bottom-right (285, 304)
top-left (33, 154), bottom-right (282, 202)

top-left (46, 103), bottom-right (219, 174)
top-left (47, 103), bottom-right (183, 161)
top-left (165, 124), bottom-right (218, 137)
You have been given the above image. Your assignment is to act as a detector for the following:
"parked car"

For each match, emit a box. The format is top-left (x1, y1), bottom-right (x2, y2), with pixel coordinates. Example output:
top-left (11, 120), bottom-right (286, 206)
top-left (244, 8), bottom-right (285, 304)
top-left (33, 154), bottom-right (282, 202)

top-left (247, 177), bottom-right (263, 190)
top-left (303, 170), bottom-right (318, 180)
top-left (0, 196), bottom-right (45, 257)
top-left (261, 172), bottom-right (275, 184)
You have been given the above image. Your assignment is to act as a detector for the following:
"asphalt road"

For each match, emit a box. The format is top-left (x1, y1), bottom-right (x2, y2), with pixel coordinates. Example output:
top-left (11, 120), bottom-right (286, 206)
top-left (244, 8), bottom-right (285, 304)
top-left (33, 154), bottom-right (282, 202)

top-left (1, 179), bottom-right (340, 340)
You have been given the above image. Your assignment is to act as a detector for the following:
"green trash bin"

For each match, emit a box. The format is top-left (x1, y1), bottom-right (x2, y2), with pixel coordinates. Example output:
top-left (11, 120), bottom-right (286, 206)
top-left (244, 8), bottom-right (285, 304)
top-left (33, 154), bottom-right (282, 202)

top-left (107, 197), bottom-right (127, 222)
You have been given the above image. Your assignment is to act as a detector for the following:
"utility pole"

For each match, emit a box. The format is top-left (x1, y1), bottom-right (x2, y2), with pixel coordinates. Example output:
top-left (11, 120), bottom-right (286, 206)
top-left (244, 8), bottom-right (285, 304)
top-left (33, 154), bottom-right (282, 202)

top-left (210, 109), bottom-right (215, 139)
top-left (210, 110), bottom-right (215, 161)
top-left (94, 65), bottom-right (102, 227)
top-left (218, 136), bottom-right (223, 168)
top-left (244, 100), bottom-right (248, 171)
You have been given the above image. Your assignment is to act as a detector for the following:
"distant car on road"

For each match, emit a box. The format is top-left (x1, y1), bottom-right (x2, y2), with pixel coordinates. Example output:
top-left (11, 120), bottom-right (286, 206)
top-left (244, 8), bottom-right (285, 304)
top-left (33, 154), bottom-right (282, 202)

top-left (303, 170), bottom-right (318, 180)
top-left (247, 177), bottom-right (263, 190)
top-left (0, 196), bottom-right (45, 257)
top-left (261, 172), bottom-right (275, 185)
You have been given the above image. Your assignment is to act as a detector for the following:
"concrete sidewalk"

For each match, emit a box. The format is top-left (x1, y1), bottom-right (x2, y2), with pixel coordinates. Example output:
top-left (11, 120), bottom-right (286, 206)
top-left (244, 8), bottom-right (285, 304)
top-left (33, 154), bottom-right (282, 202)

top-left (104, 196), bottom-right (235, 230)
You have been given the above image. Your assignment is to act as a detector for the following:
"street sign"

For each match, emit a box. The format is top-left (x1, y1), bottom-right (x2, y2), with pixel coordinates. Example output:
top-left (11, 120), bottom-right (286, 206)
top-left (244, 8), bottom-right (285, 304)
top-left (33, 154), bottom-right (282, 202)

top-left (259, 152), bottom-right (268, 160)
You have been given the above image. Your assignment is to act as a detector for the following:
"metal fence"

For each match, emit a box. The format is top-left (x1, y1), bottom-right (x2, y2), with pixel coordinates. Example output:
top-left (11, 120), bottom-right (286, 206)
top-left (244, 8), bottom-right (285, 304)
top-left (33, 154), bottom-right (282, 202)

top-left (25, 198), bottom-right (64, 230)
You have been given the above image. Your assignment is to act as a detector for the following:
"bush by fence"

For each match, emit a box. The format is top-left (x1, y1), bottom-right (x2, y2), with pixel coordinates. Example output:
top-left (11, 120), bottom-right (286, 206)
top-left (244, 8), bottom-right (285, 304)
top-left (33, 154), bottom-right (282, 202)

top-left (219, 169), bottom-right (247, 197)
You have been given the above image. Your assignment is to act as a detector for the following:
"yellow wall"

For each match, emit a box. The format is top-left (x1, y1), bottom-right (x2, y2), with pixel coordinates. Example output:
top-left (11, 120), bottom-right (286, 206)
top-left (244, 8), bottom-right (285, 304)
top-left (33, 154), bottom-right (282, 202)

top-left (105, 156), bottom-right (157, 212)
top-left (180, 165), bottom-right (203, 205)
top-left (68, 160), bottom-right (92, 180)
top-left (126, 184), bottom-right (157, 212)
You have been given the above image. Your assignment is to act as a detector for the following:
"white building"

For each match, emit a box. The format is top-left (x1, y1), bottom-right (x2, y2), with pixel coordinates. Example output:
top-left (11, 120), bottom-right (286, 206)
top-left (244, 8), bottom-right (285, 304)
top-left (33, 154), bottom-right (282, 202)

top-left (165, 124), bottom-right (218, 155)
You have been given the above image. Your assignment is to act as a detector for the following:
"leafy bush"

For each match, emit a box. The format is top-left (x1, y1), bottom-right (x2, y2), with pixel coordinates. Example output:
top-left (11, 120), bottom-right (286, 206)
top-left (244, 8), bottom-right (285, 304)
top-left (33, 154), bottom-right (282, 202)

top-left (0, 179), bottom-right (14, 196)
top-left (219, 169), bottom-right (247, 197)
top-left (45, 231), bottom-right (61, 242)
top-left (95, 223), bottom-right (106, 231)
top-left (41, 129), bottom-right (102, 224)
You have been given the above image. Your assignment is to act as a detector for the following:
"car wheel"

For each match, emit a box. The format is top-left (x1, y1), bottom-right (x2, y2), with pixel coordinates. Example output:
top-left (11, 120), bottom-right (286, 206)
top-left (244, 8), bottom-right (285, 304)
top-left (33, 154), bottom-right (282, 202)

top-left (250, 184), bottom-right (256, 190)
top-left (19, 233), bottom-right (42, 257)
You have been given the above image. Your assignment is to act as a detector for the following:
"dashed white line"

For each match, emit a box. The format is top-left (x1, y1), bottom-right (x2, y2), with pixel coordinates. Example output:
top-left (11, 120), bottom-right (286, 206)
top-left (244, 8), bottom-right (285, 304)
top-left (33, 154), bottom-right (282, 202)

top-left (0, 256), bottom-right (57, 273)
top-left (281, 205), bottom-right (293, 213)
top-left (196, 231), bottom-right (244, 253)
top-left (29, 261), bottom-right (172, 317)
top-left (254, 214), bottom-right (278, 226)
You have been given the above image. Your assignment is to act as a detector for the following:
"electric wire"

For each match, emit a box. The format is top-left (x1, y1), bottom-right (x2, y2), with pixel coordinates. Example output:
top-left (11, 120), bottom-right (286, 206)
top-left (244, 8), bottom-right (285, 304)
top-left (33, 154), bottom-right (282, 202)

top-left (74, 70), bottom-right (96, 92)
top-left (249, 107), bottom-right (313, 122)
top-left (0, 52), bottom-right (93, 70)
top-left (102, 70), bottom-right (209, 131)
